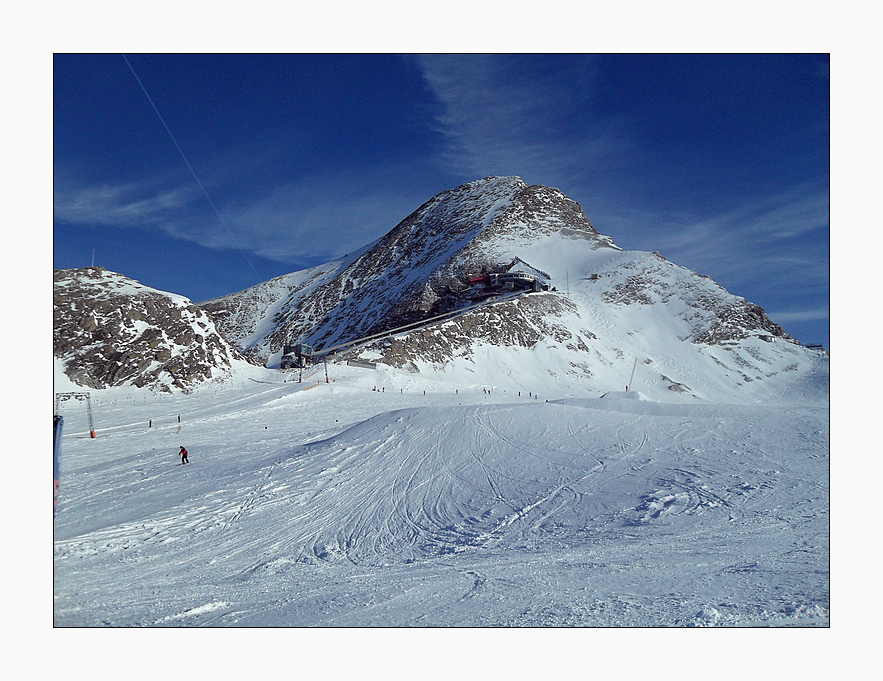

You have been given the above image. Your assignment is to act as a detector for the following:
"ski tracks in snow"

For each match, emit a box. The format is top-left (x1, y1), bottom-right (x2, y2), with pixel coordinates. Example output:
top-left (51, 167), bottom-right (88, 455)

top-left (466, 406), bottom-right (607, 545)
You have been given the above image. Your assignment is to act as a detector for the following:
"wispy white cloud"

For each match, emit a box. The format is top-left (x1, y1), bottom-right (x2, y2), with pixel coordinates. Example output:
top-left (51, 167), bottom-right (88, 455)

top-left (54, 173), bottom-right (198, 229)
top-left (619, 184), bottom-right (830, 289)
top-left (54, 163), bottom-right (433, 267)
top-left (219, 170), bottom-right (425, 264)
top-left (669, 186), bottom-right (829, 250)
top-left (53, 169), bottom-right (248, 259)
top-left (415, 54), bottom-right (628, 184)
top-left (766, 305), bottom-right (830, 324)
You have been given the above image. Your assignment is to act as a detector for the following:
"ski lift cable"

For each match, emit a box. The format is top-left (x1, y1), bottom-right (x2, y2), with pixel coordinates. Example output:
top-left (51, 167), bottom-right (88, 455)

top-left (120, 54), bottom-right (261, 281)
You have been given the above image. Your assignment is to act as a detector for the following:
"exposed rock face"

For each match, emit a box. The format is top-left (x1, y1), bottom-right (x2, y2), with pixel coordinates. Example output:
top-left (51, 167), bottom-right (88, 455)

top-left (199, 262), bottom-right (342, 364)
top-left (693, 300), bottom-right (793, 345)
top-left (54, 267), bottom-right (247, 391)
top-left (341, 292), bottom-right (595, 370)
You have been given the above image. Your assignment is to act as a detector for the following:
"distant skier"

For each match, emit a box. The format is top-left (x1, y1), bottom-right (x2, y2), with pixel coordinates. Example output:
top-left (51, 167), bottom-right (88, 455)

top-left (179, 446), bottom-right (189, 464)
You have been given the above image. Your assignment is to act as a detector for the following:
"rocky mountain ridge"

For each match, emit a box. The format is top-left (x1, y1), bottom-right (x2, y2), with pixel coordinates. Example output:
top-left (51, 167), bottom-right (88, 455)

top-left (54, 177), bottom-right (817, 402)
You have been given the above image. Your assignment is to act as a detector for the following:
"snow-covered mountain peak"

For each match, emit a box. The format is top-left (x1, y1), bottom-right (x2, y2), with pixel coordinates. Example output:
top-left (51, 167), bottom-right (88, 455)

top-left (203, 177), bottom-right (622, 363)
top-left (199, 176), bottom-right (823, 405)
top-left (410, 176), bottom-right (608, 248)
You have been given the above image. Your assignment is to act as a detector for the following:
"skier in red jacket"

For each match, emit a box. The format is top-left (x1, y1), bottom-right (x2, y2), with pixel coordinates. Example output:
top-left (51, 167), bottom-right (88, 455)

top-left (179, 446), bottom-right (189, 464)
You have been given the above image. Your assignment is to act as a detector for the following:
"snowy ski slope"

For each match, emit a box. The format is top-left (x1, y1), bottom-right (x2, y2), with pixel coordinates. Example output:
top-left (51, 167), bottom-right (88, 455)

top-left (53, 355), bottom-right (828, 628)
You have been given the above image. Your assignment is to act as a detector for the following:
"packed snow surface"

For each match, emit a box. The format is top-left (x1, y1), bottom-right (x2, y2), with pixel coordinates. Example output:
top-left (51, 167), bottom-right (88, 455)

top-left (53, 357), bottom-right (828, 627)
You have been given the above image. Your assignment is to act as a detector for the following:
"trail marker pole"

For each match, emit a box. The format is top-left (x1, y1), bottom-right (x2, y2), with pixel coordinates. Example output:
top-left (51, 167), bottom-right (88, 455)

top-left (627, 357), bottom-right (638, 392)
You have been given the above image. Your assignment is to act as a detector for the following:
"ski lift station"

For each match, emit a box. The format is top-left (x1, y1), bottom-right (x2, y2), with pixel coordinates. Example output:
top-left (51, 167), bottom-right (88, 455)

top-left (468, 257), bottom-right (551, 295)
top-left (488, 271), bottom-right (549, 293)
top-left (280, 343), bottom-right (314, 369)
top-left (469, 265), bottom-right (550, 296)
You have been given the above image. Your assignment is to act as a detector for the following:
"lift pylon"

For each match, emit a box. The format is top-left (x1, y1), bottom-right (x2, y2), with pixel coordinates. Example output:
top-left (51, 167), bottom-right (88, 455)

top-left (54, 392), bottom-right (96, 438)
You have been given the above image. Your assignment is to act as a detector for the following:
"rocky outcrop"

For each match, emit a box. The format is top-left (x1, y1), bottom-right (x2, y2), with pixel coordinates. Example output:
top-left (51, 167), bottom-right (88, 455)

top-left (693, 299), bottom-right (794, 345)
top-left (343, 292), bottom-right (592, 370)
top-left (600, 254), bottom-right (793, 345)
top-left (54, 267), bottom-right (247, 391)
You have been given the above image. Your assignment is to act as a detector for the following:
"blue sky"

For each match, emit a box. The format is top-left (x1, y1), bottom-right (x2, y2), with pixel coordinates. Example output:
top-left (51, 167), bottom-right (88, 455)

top-left (54, 54), bottom-right (829, 347)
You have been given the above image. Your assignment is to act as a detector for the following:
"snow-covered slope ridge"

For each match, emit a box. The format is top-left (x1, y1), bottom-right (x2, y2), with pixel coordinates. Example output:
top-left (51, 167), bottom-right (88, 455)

top-left (199, 260), bottom-right (345, 361)
top-left (344, 242), bottom-right (822, 404)
top-left (54, 267), bottom-right (250, 392)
